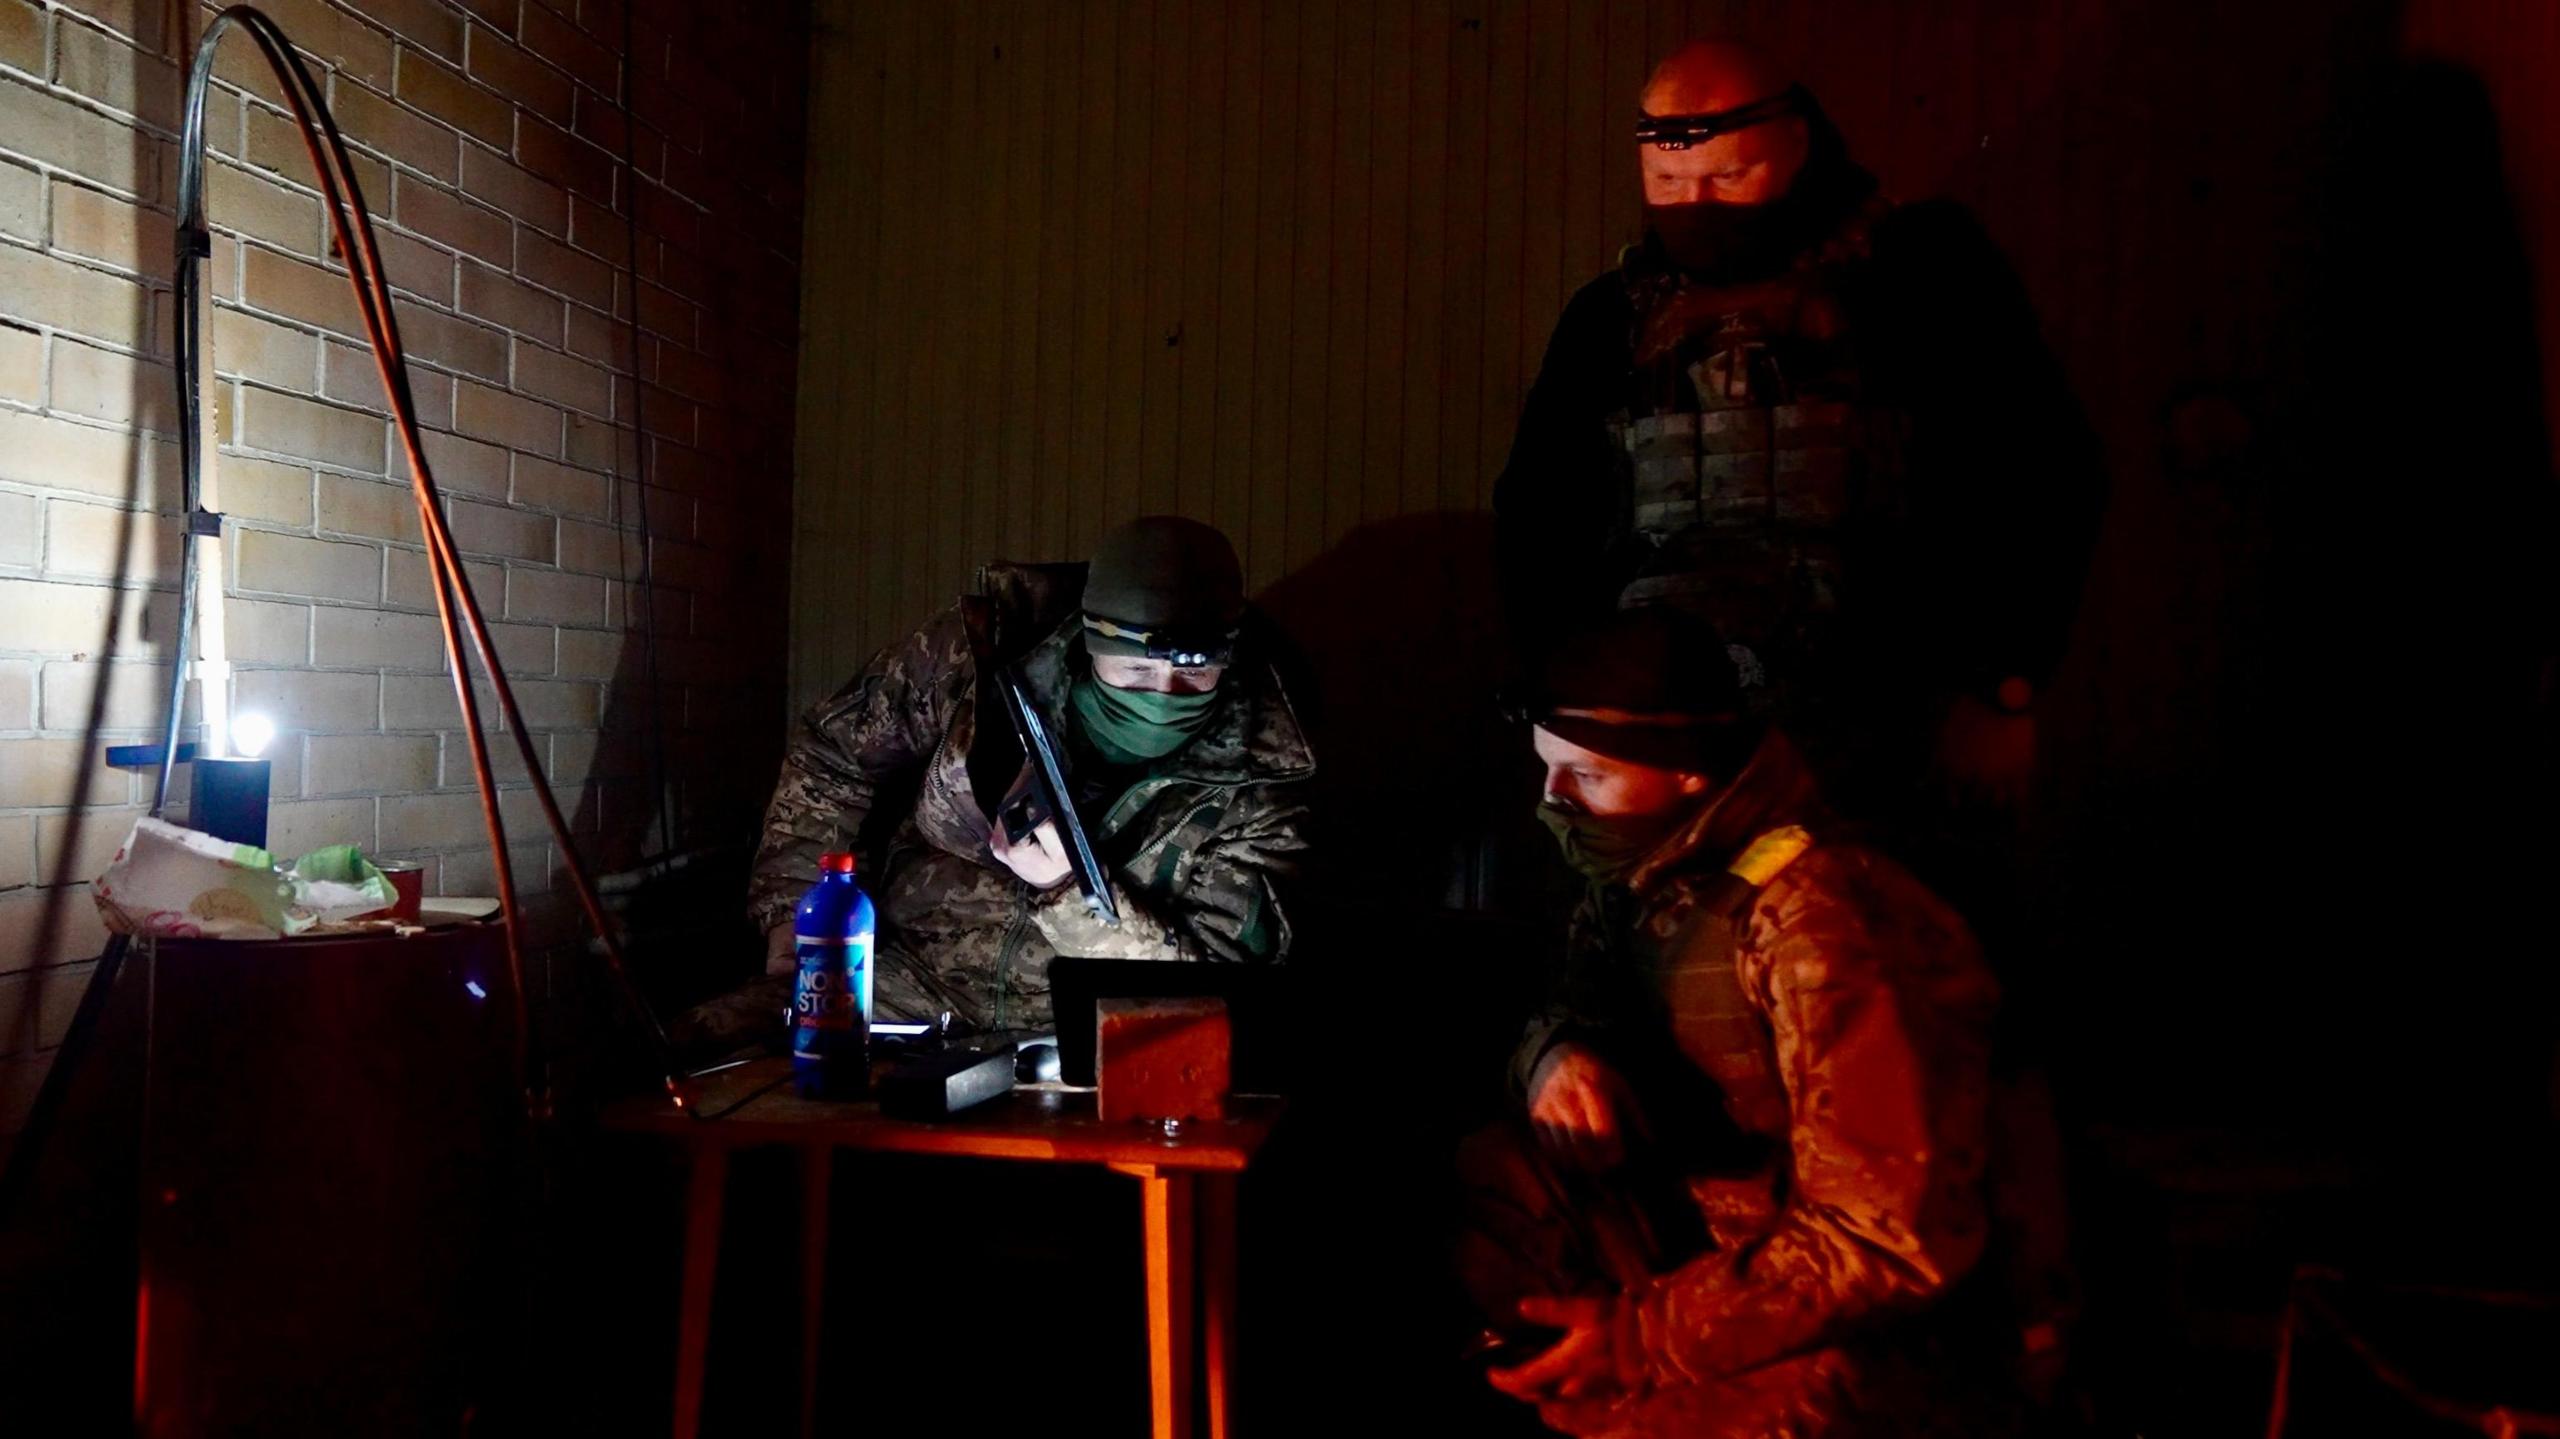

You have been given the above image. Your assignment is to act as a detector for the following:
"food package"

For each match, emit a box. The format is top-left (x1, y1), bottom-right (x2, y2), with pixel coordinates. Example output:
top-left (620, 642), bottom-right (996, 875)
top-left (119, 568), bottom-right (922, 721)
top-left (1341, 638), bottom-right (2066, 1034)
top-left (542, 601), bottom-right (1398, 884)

top-left (284, 843), bottom-right (398, 926)
top-left (93, 817), bottom-right (294, 939)
top-left (93, 821), bottom-right (400, 939)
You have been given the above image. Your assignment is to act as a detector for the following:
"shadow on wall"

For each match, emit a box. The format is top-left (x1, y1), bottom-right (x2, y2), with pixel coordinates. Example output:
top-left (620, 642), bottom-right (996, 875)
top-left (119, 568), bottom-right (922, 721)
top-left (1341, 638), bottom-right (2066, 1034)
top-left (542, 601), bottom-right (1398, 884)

top-left (2050, 44), bottom-right (2560, 1439)
top-left (1990, 4), bottom-right (2557, 1133)
top-left (0, 44), bottom-right (175, 1431)
top-left (2059, 51), bottom-right (2560, 1132)
top-left (2272, 52), bottom-right (2557, 1124)
top-left (1251, 509), bottom-right (1563, 1132)
top-left (552, 534), bottom-right (791, 1102)
top-left (1255, 510), bottom-right (1544, 920)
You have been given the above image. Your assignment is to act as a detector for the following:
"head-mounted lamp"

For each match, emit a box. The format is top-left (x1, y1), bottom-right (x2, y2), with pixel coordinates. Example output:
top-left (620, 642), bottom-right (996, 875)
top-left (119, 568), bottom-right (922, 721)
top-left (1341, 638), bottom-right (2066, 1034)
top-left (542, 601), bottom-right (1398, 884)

top-left (1082, 615), bottom-right (1237, 668)
top-left (1634, 84), bottom-right (1809, 150)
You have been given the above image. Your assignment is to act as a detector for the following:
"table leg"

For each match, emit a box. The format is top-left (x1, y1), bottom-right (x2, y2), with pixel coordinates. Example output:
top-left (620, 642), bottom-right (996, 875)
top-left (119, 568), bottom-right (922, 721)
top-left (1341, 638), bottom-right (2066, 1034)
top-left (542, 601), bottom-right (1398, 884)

top-left (1117, 1164), bottom-right (1198, 1439)
top-left (798, 1145), bottom-right (833, 1439)
top-left (1201, 1174), bottom-right (1239, 1439)
top-left (673, 1144), bottom-right (730, 1439)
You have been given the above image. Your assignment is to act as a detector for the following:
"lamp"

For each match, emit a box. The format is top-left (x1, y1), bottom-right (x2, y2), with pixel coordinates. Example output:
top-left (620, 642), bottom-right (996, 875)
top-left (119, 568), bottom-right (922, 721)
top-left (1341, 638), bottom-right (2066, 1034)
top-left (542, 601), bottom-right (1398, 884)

top-left (189, 708), bottom-right (272, 848)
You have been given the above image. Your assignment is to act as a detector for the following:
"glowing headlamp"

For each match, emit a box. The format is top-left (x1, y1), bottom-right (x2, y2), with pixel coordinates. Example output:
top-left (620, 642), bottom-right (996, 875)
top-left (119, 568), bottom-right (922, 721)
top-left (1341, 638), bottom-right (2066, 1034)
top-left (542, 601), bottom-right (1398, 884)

top-left (1081, 615), bottom-right (1236, 668)
top-left (1634, 85), bottom-right (1809, 151)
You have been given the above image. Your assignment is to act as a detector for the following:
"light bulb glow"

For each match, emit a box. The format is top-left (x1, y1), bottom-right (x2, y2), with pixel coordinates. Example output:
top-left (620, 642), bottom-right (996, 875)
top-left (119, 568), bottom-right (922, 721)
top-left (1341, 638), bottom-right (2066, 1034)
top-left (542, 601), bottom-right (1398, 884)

top-left (233, 711), bottom-right (275, 759)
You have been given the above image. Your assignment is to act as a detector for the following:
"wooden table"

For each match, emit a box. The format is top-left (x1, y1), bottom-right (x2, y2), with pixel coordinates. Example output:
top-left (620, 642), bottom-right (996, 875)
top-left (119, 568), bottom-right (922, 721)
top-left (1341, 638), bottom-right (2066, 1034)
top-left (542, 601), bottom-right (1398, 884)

top-left (604, 1057), bottom-right (1281, 1439)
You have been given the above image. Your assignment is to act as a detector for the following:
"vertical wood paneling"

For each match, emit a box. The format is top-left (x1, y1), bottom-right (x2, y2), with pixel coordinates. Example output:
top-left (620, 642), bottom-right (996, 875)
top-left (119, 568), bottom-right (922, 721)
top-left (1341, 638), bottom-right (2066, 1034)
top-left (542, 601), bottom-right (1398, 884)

top-left (1361, 0), bottom-right (1416, 530)
top-left (1322, 1), bottom-right (1374, 555)
top-left (1560, 0), bottom-right (1606, 306)
top-left (1069, 1), bottom-right (1120, 563)
top-left (963, 2), bottom-right (1009, 572)
top-left (1520, 1), bottom-right (1567, 407)
top-left (1001, 0), bottom-right (1048, 560)
top-left (1176, 2), bottom-right (1231, 519)
top-left (1600, 0), bottom-right (1648, 254)
top-left (929, 3), bottom-right (976, 605)
top-left (875, 2), bottom-right (926, 670)
top-left (1400, 1), bottom-right (1451, 521)
top-left (1283, 0), bottom-right (1338, 579)
top-left (1436, 6), bottom-right (1488, 518)
top-left (1034, 0), bottom-right (1082, 562)
top-left (1480, 0), bottom-right (1529, 511)
top-left (1139, 0), bottom-right (1191, 517)
top-left (1209, 0), bottom-right (1265, 545)
top-left (1103, 0), bottom-right (1155, 540)
top-left (1245, 0), bottom-right (1300, 596)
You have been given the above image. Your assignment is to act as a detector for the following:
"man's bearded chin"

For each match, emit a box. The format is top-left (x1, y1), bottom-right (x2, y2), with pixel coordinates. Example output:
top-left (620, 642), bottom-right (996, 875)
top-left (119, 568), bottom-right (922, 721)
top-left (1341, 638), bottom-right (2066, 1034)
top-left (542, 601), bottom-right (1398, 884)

top-left (1645, 192), bottom-right (1812, 281)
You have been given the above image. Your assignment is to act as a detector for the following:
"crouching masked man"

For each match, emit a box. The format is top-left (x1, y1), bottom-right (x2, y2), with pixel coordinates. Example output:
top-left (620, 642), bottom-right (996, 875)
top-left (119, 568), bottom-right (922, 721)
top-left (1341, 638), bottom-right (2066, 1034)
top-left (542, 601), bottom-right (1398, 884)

top-left (718, 516), bottom-right (1314, 1042)
top-left (1463, 606), bottom-right (2006, 1439)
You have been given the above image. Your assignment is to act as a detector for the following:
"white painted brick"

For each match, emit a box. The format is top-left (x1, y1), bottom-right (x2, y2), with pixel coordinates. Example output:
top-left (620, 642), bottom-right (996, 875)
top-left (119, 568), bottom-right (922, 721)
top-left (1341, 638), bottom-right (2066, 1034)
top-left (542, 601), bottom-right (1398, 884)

top-left (264, 797), bottom-right (376, 858)
top-left (304, 733), bottom-right (437, 796)
top-left (233, 667), bottom-right (379, 733)
top-left (233, 529), bottom-right (380, 602)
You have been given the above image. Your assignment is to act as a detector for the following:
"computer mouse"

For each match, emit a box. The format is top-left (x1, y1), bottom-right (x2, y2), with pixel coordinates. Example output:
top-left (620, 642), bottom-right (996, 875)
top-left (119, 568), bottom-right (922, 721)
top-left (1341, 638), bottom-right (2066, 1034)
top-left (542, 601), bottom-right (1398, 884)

top-left (1015, 1040), bottom-right (1061, 1084)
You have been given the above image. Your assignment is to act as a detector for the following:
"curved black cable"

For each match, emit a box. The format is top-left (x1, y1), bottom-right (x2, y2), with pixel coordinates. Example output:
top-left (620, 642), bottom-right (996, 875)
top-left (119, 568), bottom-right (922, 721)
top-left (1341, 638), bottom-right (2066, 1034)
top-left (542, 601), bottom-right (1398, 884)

top-left (218, 5), bottom-right (685, 1109)
top-left (615, 0), bottom-right (676, 863)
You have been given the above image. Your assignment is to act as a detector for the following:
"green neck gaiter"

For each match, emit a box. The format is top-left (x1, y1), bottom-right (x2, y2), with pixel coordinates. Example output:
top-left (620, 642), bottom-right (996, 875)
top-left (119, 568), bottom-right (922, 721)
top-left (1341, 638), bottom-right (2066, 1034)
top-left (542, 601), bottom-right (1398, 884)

top-left (1070, 675), bottom-right (1221, 766)
top-left (1536, 801), bottom-right (1691, 886)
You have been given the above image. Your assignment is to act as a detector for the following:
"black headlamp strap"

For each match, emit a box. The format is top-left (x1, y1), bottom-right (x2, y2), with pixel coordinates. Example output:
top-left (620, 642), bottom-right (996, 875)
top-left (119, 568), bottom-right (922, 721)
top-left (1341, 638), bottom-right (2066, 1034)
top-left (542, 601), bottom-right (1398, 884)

top-left (1081, 614), bottom-right (1238, 667)
top-left (1634, 84), bottom-right (1809, 150)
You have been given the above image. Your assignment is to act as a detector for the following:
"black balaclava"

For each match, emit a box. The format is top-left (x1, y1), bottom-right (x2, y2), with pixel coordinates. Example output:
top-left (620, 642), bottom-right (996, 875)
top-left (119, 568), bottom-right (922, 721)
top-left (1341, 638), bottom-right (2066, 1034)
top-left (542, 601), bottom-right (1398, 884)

top-left (1642, 91), bottom-right (1873, 282)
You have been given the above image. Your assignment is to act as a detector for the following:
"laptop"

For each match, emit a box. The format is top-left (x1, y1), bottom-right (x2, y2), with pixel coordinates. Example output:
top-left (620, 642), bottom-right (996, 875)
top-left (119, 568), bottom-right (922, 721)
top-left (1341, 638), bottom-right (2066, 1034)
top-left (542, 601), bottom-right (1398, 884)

top-left (1046, 957), bottom-right (1297, 1092)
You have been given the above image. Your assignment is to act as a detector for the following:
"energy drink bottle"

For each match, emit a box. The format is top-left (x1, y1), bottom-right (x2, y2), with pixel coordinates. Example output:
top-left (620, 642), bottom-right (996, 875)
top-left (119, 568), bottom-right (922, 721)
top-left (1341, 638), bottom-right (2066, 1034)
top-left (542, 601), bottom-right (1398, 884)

top-left (792, 852), bottom-right (875, 1099)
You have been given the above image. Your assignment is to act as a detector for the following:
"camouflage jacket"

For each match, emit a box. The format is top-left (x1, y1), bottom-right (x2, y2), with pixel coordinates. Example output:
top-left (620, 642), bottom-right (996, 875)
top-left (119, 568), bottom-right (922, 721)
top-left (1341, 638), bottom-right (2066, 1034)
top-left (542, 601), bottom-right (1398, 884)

top-left (1514, 732), bottom-right (1999, 1428)
top-left (749, 564), bottom-right (1315, 1032)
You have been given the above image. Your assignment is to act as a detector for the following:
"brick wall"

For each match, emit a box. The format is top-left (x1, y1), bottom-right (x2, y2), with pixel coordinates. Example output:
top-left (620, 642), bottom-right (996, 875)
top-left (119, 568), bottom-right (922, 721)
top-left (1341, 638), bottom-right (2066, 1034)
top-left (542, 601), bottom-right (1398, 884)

top-left (0, 0), bottom-right (806, 1139)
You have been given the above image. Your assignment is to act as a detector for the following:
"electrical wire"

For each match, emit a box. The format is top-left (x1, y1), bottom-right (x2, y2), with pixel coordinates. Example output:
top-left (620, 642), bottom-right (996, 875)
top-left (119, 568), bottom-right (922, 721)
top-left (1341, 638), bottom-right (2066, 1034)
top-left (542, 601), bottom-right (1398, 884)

top-left (614, 0), bottom-right (677, 863)
top-left (192, 6), bottom-right (690, 1113)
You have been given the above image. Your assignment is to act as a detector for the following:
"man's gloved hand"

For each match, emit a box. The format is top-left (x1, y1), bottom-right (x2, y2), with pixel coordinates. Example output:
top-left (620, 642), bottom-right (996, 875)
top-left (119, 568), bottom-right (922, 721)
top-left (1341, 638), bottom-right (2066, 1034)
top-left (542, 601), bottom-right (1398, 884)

top-left (765, 923), bottom-right (795, 976)
top-left (988, 816), bottom-right (1073, 890)
top-left (1527, 1043), bottom-right (1646, 1172)
top-left (1486, 1294), bottom-right (1633, 1406)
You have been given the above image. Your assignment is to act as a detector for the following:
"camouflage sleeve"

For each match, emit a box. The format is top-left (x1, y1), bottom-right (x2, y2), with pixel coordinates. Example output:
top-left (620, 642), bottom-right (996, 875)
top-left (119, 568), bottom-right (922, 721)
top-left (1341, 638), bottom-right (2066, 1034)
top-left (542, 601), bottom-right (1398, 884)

top-left (746, 607), bottom-right (969, 933)
top-left (1612, 851), bottom-right (1997, 1386)
top-left (1029, 789), bottom-right (1312, 963)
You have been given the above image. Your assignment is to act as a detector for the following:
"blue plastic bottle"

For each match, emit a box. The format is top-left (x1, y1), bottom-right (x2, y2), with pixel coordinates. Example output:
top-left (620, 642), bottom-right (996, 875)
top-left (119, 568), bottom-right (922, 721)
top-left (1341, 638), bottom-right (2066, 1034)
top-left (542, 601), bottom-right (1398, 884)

top-left (792, 851), bottom-right (875, 1099)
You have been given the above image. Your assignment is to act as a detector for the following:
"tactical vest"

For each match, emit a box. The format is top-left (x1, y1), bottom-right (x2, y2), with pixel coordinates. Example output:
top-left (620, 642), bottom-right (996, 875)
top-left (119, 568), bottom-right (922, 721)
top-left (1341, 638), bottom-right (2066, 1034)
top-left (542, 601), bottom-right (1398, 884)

top-left (1636, 823), bottom-right (1817, 1142)
top-left (1605, 202), bottom-right (1908, 708)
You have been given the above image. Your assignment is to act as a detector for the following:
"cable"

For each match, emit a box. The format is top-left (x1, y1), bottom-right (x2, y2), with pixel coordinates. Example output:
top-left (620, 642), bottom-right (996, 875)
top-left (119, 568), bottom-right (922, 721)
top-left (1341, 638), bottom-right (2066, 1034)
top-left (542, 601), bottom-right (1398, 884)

top-left (203, 7), bottom-right (689, 1112)
top-left (614, 0), bottom-right (677, 863)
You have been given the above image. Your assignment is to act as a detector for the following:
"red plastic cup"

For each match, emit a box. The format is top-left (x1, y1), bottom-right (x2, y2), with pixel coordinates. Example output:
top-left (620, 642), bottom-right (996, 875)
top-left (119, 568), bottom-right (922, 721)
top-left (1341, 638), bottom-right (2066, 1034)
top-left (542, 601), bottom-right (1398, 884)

top-left (377, 861), bottom-right (425, 922)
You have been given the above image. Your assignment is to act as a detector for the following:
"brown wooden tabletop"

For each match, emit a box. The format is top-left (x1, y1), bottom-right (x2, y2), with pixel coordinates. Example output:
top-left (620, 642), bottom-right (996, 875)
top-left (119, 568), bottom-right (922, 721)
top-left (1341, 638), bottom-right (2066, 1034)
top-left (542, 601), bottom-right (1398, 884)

top-left (601, 1055), bottom-right (1281, 1170)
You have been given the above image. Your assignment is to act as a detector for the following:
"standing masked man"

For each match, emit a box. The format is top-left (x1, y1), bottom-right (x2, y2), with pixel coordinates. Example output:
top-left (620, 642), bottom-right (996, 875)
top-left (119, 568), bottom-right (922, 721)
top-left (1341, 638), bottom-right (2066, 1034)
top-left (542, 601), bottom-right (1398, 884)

top-left (723, 516), bottom-right (1314, 1040)
top-left (1493, 40), bottom-right (2105, 902)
